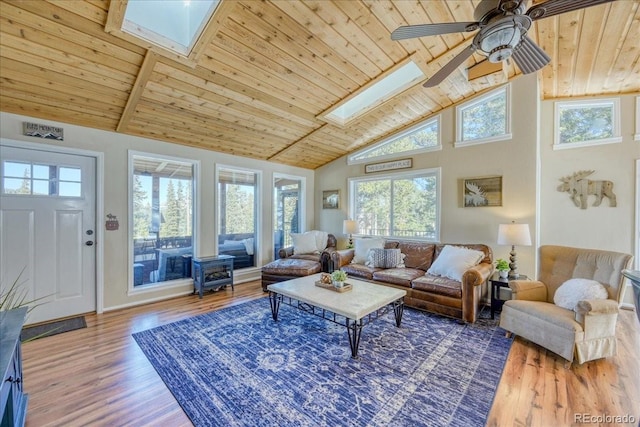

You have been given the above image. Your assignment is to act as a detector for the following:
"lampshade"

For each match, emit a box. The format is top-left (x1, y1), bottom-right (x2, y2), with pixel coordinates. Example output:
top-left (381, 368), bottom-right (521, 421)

top-left (497, 223), bottom-right (532, 246)
top-left (343, 219), bottom-right (357, 235)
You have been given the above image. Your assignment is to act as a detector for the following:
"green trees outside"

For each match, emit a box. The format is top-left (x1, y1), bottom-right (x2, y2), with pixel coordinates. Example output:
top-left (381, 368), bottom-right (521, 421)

top-left (355, 120), bottom-right (439, 160)
top-left (220, 183), bottom-right (255, 234)
top-left (133, 175), bottom-right (192, 239)
top-left (461, 91), bottom-right (506, 141)
top-left (354, 174), bottom-right (437, 239)
top-left (559, 105), bottom-right (613, 144)
top-left (132, 175), bottom-right (151, 239)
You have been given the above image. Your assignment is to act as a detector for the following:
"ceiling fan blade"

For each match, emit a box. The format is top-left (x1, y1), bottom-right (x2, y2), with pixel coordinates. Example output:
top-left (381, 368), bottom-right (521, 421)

top-left (424, 45), bottom-right (476, 88)
top-left (526, 0), bottom-right (617, 20)
top-left (391, 22), bottom-right (478, 41)
top-left (512, 35), bottom-right (551, 74)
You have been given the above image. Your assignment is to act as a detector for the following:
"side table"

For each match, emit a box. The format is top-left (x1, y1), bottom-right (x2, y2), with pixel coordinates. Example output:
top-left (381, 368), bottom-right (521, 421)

top-left (192, 255), bottom-right (234, 299)
top-left (489, 272), bottom-right (528, 319)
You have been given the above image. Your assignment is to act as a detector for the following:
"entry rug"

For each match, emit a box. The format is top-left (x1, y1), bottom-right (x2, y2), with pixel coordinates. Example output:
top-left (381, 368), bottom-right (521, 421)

top-left (21, 315), bottom-right (86, 341)
top-left (133, 299), bottom-right (512, 427)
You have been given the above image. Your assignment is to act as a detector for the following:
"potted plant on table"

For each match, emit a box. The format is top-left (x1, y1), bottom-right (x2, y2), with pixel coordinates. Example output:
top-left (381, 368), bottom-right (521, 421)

top-left (495, 259), bottom-right (510, 279)
top-left (331, 270), bottom-right (348, 289)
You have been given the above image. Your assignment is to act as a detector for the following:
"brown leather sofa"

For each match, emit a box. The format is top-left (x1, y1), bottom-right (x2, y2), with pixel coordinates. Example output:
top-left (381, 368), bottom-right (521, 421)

top-left (261, 233), bottom-right (337, 291)
top-left (331, 240), bottom-right (493, 323)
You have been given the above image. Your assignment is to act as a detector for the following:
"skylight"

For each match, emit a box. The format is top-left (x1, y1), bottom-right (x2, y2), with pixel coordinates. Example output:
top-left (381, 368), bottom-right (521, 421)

top-left (123, 0), bottom-right (219, 56)
top-left (321, 61), bottom-right (425, 126)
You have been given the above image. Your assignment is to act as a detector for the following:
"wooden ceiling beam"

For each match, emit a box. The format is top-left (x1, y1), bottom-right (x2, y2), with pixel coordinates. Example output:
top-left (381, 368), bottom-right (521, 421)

top-left (117, 50), bottom-right (158, 133)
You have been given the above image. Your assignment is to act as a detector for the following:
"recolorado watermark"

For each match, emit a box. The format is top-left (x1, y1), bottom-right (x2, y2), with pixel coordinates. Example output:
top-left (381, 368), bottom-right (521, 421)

top-left (574, 413), bottom-right (637, 424)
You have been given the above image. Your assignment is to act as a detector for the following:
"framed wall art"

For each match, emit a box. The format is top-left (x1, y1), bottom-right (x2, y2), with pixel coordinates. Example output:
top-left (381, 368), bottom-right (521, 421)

top-left (463, 176), bottom-right (502, 207)
top-left (322, 189), bottom-right (340, 209)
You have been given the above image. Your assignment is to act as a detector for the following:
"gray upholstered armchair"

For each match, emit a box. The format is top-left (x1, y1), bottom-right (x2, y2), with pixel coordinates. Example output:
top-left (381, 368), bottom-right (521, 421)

top-left (499, 245), bottom-right (633, 364)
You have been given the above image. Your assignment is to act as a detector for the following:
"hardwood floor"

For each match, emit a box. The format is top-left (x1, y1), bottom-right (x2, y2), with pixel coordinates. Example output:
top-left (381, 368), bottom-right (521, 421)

top-left (21, 280), bottom-right (639, 427)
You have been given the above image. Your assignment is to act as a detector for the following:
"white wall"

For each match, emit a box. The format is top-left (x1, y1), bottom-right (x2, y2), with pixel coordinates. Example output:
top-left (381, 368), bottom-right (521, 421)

top-left (1, 111), bottom-right (315, 311)
top-left (315, 74), bottom-right (540, 277)
top-left (539, 93), bottom-right (640, 304)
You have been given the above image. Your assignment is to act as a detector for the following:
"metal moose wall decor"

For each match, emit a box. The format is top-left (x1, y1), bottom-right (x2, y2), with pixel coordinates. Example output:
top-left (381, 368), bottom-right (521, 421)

top-left (557, 170), bottom-right (617, 209)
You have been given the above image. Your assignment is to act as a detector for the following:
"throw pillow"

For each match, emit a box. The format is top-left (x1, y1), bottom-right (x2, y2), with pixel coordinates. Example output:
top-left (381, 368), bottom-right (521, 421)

top-left (553, 278), bottom-right (608, 311)
top-left (427, 245), bottom-right (485, 282)
top-left (312, 230), bottom-right (329, 252)
top-left (242, 238), bottom-right (254, 255)
top-left (291, 232), bottom-right (319, 255)
top-left (352, 238), bottom-right (385, 264)
top-left (366, 248), bottom-right (406, 268)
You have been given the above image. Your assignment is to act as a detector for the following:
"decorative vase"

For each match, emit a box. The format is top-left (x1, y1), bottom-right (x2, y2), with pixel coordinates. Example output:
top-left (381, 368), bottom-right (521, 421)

top-left (499, 270), bottom-right (508, 279)
top-left (333, 280), bottom-right (344, 289)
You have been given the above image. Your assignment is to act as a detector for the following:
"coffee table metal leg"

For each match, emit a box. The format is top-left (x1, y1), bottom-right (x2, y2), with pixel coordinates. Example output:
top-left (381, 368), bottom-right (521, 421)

top-left (393, 300), bottom-right (404, 327)
top-left (269, 291), bottom-right (281, 321)
top-left (346, 318), bottom-right (363, 359)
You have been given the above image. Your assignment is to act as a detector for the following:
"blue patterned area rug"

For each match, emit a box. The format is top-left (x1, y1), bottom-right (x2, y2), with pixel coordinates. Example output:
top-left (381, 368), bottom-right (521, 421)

top-left (133, 298), bottom-right (512, 427)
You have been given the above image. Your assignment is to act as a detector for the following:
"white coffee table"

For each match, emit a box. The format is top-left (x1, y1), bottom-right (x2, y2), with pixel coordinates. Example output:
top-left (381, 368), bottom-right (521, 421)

top-left (267, 273), bottom-right (406, 358)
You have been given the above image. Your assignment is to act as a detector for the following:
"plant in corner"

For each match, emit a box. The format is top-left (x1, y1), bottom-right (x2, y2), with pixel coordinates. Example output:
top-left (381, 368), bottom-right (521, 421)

top-left (495, 259), bottom-right (510, 279)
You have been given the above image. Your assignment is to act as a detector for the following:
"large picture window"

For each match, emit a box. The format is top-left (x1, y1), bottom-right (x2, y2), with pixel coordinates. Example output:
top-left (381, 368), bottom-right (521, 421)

top-left (349, 168), bottom-right (440, 241)
top-left (554, 98), bottom-right (621, 149)
top-left (130, 153), bottom-right (196, 288)
top-left (455, 84), bottom-right (511, 147)
top-left (217, 166), bottom-right (259, 269)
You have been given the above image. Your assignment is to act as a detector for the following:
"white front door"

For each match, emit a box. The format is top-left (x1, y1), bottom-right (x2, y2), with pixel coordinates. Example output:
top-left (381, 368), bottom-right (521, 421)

top-left (1, 145), bottom-right (96, 325)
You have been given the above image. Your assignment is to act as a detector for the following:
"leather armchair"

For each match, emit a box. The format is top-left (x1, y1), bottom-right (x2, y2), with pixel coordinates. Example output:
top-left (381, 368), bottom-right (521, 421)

top-left (500, 245), bottom-right (633, 364)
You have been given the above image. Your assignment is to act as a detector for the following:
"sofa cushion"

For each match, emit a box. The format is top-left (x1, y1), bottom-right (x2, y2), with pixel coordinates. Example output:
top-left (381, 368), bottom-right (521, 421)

top-left (352, 238), bottom-right (385, 264)
top-left (553, 278), bottom-right (608, 311)
top-left (398, 241), bottom-right (435, 271)
top-left (427, 245), bottom-right (484, 281)
top-left (412, 274), bottom-right (463, 299)
top-left (366, 248), bottom-right (405, 268)
top-left (372, 268), bottom-right (424, 288)
top-left (341, 263), bottom-right (379, 280)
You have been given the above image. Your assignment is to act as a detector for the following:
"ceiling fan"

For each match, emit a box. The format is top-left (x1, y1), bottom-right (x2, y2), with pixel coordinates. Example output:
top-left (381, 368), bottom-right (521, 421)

top-left (391, 0), bottom-right (617, 87)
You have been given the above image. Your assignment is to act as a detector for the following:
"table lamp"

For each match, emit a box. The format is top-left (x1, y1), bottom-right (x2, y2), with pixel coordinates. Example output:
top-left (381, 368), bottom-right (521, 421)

top-left (497, 221), bottom-right (531, 279)
top-left (343, 219), bottom-right (357, 249)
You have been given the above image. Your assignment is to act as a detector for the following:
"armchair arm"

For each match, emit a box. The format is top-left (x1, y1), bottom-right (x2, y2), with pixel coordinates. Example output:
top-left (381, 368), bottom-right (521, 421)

top-left (509, 280), bottom-right (547, 301)
top-left (320, 247), bottom-right (338, 272)
top-left (575, 299), bottom-right (619, 316)
top-left (278, 246), bottom-right (294, 259)
top-left (462, 262), bottom-right (493, 287)
top-left (331, 249), bottom-right (355, 269)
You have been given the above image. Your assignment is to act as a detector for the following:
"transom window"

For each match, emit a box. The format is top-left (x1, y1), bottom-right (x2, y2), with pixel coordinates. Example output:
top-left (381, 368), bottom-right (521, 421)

top-left (348, 116), bottom-right (441, 165)
top-left (1, 161), bottom-right (81, 197)
top-left (455, 84), bottom-right (511, 147)
top-left (349, 168), bottom-right (440, 241)
top-left (554, 98), bottom-right (621, 149)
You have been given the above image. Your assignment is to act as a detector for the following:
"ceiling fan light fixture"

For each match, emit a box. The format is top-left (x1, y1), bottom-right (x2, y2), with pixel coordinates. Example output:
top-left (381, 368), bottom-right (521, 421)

top-left (479, 22), bottom-right (522, 62)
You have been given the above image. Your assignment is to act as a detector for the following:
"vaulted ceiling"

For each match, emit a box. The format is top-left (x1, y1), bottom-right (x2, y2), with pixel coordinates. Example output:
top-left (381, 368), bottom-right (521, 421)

top-left (1, 0), bottom-right (638, 169)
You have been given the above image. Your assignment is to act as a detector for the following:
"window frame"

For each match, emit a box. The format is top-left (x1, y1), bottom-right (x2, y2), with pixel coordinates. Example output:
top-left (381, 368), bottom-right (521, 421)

top-left (348, 167), bottom-right (441, 242)
top-left (634, 96), bottom-right (639, 142)
top-left (215, 163), bottom-right (262, 267)
top-left (553, 98), bottom-right (622, 149)
top-left (273, 172), bottom-right (306, 256)
top-left (455, 84), bottom-right (512, 148)
top-left (348, 115), bottom-right (442, 165)
top-left (128, 150), bottom-right (199, 294)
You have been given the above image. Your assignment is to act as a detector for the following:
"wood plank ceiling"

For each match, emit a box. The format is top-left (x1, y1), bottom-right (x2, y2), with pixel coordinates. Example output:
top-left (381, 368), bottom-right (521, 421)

top-left (1, 0), bottom-right (638, 170)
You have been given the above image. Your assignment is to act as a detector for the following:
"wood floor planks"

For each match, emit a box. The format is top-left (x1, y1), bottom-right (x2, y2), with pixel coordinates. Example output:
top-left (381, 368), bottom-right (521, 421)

top-left (20, 280), bottom-right (640, 426)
